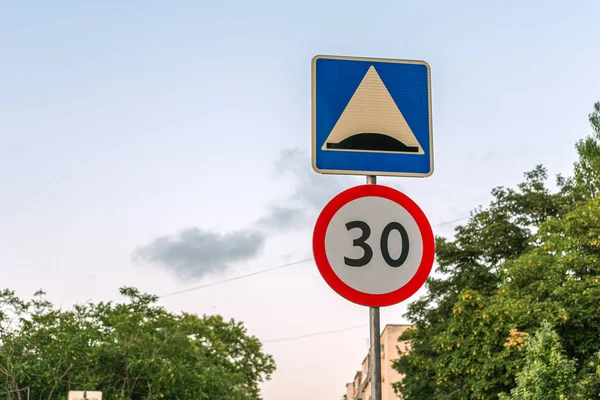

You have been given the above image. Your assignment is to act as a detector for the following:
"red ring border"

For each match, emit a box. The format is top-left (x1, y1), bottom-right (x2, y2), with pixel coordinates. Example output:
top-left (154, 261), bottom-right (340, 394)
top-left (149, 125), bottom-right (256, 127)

top-left (312, 184), bottom-right (435, 307)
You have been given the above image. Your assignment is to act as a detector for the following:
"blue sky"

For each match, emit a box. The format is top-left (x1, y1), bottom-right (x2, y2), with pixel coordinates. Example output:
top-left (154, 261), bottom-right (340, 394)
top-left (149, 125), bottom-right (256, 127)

top-left (1, 1), bottom-right (600, 399)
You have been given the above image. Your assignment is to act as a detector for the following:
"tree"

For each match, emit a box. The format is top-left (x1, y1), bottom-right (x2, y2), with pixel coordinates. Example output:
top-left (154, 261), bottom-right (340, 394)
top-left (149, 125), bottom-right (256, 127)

top-left (0, 287), bottom-right (275, 400)
top-left (393, 101), bottom-right (600, 400)
top-left (393, 165), bottom-right (573, 399)
top-left (499, 321), bottom-right (577, 400)
top-left (576, 350), bottom-right (600, 398)
top-left (572, 102), bottom-right (600, 200)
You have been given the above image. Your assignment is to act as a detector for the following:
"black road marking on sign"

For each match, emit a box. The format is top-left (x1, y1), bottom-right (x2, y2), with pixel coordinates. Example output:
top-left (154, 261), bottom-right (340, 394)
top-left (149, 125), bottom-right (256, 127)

top-left (343, 220), bottom-right (410, 268)
top-left (326, 133), bottom-right (420, 153)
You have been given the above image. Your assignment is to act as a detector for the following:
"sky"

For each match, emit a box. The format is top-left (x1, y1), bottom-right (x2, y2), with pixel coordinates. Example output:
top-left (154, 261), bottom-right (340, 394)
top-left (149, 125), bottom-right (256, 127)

top-left (1, 1), bottom-right (600, 399)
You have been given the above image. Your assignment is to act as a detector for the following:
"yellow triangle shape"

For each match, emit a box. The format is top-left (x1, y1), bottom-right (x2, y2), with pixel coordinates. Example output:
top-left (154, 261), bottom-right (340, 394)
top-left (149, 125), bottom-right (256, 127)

top-left (322, 66), bottom-right (424, 154)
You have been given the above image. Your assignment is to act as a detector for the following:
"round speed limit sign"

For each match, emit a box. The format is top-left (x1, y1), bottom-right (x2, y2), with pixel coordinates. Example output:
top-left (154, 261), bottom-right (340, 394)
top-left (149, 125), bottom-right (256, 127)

top-left (312, 185), bottom-right (435, 307)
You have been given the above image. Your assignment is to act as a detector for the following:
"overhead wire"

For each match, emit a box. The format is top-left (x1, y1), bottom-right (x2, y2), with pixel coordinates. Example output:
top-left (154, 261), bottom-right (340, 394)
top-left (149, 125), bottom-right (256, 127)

top-left (158, 216), bottom-right (470, 299)
top-left (159, 258), bottom-right (313, 298)
top-left (158, 215), bottom-right (470, 344)
top-left (433, 215), bottom-right (470, 226)
top-left (263, 323), bottom-right (368, 343)
top-left (262, 319), bottom-right (402, 344)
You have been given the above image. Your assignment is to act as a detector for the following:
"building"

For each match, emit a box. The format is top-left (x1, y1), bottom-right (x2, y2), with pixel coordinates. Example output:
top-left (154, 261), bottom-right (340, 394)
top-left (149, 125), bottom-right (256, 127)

top-left (342, 324), bottom-right (411, 400)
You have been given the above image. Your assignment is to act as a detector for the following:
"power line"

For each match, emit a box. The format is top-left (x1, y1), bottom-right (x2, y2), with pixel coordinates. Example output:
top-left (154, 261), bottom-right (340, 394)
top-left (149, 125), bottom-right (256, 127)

top-left (159, 215), bottom-right (469, 299)
top-left (158, 217), bottom-right (470, 344)
top-left (433, 216), bottom-right (469, 226)
top-left (263, 323), bottom-right (368, 343)
top-left (159, 258), bottom-right (313, 298)
top-left (262, 319), bottom-right (401, 344)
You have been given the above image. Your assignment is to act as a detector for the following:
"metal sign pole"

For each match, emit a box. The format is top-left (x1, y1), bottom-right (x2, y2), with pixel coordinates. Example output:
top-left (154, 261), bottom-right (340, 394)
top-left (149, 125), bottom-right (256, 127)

top-left (366, 175), bottom-right (382, 400)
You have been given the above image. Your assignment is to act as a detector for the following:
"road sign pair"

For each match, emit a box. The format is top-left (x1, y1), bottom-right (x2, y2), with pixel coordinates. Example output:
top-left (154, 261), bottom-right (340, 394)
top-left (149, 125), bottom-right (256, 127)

top-left (311, 55), bottom-right (435, 307)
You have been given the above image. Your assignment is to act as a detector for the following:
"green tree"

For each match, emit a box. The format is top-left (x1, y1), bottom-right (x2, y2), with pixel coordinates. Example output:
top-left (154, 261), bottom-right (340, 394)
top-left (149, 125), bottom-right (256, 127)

top-left (499, 321), bottom-right (577, 400)
top-left (393, 165), bottom-right (572, 399)
top-left (577, 350), bottom-right (600, 398)
top-left (0, 287), bottom-right (275, 400)
top-left (572, 102), bottom-right (600, 200)
top-left (393, 102), bottom-right (600, 400)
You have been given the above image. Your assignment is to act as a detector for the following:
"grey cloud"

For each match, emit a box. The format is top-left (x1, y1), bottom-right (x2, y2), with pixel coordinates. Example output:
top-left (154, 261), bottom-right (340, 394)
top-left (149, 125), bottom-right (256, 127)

top-left (258, 148), bottom-right (356, 230)
top-left (133, 148), bottom-right (358, 280)
top-left (257, 205), bottom-right (304, 230)
top-left (261, 148), bottom-right (407, 229)
top-left (277, 148), bottom-right (352, 207)
top-left (132, 228), bottom-right (265, 280)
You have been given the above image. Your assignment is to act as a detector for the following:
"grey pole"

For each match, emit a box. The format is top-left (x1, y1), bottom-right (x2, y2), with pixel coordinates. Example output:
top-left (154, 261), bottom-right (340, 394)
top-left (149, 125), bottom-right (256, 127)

top-left (366, 175), bottom-right (382, 400)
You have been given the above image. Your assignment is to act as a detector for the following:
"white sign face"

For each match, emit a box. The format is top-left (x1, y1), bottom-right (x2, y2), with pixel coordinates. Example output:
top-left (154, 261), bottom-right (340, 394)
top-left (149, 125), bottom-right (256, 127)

top-left (312, 185), bottom-right (435, 307)
top-left (325, 196), bottom-right (423, 294)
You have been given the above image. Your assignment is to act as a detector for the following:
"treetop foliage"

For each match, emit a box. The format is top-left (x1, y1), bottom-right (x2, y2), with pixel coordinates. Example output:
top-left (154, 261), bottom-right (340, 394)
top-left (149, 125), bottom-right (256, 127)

top-left (394, 102), bottom-right (600, 399)
top-left (0, 287), bottom-right (275, 400)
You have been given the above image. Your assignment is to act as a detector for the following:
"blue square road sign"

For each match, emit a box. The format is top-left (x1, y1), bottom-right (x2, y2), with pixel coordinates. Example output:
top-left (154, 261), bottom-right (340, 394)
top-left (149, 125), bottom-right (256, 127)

top-left (311, 55), bottom-right (433, 177)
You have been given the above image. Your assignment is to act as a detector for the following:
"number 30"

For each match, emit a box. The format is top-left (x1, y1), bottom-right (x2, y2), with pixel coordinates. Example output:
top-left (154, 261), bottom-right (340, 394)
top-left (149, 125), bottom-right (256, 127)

top-left (344, 220), bottom-right (410, 268)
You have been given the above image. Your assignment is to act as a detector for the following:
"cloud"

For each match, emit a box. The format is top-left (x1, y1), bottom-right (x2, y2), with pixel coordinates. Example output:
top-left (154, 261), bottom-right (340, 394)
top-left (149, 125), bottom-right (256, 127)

top-left (132, 228), bottom-right (266, 280)
top-left (133, 148), bottom-right (358, 280)
top-left (257, 205), bottom-right (304, 230)
top-left (258, 148), bottom-right (356, 230)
